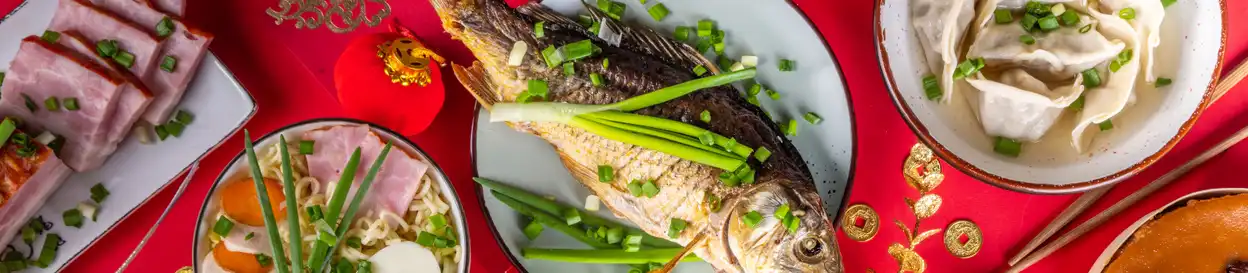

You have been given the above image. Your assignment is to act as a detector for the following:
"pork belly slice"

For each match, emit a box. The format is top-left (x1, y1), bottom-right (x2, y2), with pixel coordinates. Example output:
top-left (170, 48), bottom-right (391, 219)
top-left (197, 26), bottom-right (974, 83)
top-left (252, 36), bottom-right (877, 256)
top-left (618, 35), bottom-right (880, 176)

top-left (91, 0), bottom-right (214, 123)
top-left (303, 125), bottom-right (430, 224)
top-left (55, 31), bottom-right (154, 147)
top-left (0, 129), bottom-right (74, 249)
top-left (0, 37), bottom-right (127, 171)
top-left (148, 0), bottom-right (184, 17)
top-left (49, 0), bottom-right (162, 78)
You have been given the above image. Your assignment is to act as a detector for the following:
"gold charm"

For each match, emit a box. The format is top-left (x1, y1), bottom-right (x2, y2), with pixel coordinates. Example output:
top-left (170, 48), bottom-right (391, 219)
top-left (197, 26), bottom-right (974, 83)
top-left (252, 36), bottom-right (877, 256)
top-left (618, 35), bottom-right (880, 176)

top-left (887, 143), bottom-right (947, 273)
top-left (175, 266), bottom-right (193, 273)
top-left (841, 204), bottom-right (879, 242)
top-left (944, 220), bottom-right (983, 259)
top-left (888, 243), bottom-right (927, 273)
top-left (266, 0), bottom-right (391, 33)
top-left (377, 37), bottom-right (446, 87)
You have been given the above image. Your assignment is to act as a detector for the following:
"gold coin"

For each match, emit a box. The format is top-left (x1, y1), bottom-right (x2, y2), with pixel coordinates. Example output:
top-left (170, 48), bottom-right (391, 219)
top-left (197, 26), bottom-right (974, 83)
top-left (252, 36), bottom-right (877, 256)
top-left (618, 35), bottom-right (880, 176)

top-left (175, 266), bottom-right (193, 273)
top-left (840, 204), bottom-right (880, 242)
top-left (944, 220), bottom-right (983, 259)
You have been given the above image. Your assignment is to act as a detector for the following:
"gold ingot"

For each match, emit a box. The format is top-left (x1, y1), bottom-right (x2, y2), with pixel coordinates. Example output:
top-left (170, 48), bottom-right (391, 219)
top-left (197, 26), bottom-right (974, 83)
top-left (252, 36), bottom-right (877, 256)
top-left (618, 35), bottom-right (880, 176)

top-left (840, 204), bottom-right (879, 242)
top-left (377, 37), bottom-right (446, 87)
top-left (944, 220), bottom-right (983, 259)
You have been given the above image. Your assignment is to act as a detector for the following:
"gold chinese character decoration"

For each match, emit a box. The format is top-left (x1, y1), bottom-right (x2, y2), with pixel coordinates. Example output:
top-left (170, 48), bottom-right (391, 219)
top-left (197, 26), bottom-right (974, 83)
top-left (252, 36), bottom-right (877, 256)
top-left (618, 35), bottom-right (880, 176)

top-left (266, 0), bottom-right (391, 33)
top-left (377, 37), bottom-right (446, 87)
top-left (886, 144), bottom-right (947, 273)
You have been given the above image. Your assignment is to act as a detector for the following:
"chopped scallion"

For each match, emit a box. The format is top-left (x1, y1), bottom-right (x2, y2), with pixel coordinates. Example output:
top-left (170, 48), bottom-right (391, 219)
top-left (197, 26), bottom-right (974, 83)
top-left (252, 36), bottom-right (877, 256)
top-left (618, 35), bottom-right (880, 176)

top-left (1119, 7), bottom-right (1136, 20)
top-left (782, 214), bottom-right (799, 233)
top-left (63, 98), bottom-right (79, 111)
top-left (783, 119), bottom-right (798, 136)
top-left (1099, 120), bottom-right (1114, 131)
top-left (33, 233), bottom-right (60, 268)
top-left (695, 39), bottom-right (711, 54)
top-left (213, 216), bottom-right (234, 236)
top-left (778, 59), bottom-right (795, 71)
top-left (640, 180), bottom-right (660, 198)
top-left (541, 45), bottom-right (563, 68)
top-left (746, 96), bottom-right (760, 106)
top-left (561, 40), bottom-right (601, 62)
top-left (765, 88), bottom-right (780, 100)
top-left (623, 234), bottom-right (642, 252)
top-left (1079, 24), bottom-right (1094, 33)
top-left (693, 65), bottom-right (707, 76)
top-left (155, 124), bottom-right (169, 140)
top-left (113, 51), bottom-right (135, 68)
top-left (602, 58), bottom-right (610, 69)
top-left (346, 236), bottom-right (363, 248)
top-left (77, 202), bottom-right (98, 221)
top-left (44, 97), bottom-right (59, 111)
top-left (774, 204), bottom-right (791, 220)
top-left (1020, 34), bottom-right (1036, 45)
top-left (598, 165), bottom-right (614, 182)
top-left (993, 137), bottom-right (1022, 157)
top-left (742, 211), bottom-right (762, 228)
top-left (306, 205), bottom-right (324, 221)
top-left (667, 218), bottom-right (686, 239)
top-left (697, 19), bottom-right (714, 37)
top-left (747, 82), bottom-right (762, 96)
top-left (564, 62), bottom-right (575, 76)
top-left (647, 4), bottom-right (669, 21)
top-left (1071, 95), bottom-right (1086, 111)
top-left (535, 21), bottom-right (546, 38)
top-left (255, 254), bottom-right (273, 267)
top-left (1081, 68), bottom-right (1102, 88)
top-left (803, 112), bottom-right (822, 125)
top-left (523, 220), bottom-right (544, 240)
top-left (1020, 14), bottom-right (1039, 32)
top-left (41, 30), bottom-right (60, 43)
top-left (96, 40), bottom-right (118, 58)
top-left (590, 73), bottom-right (605, 87)
top-left (528, 79), bottom-right (549, 99)
top-left (1156, 78), bottom-right (1173, 87)
top-left (563, 208), bottom-right (582, 225)
top-left (62, 208), bottom-right (83, 228)
top-left (161, 55), bottom-right (177, 72)
top-left (700, 110), bottom-right (711, 123)
top-left (1059, 10), bottom-right (1080, 26)
top-left (245, 232), bottom-right (255, 240)
top-left (1037, 15), bottom-right (1059, 31)
top-left (994, 9), bottom-right (1014, 24)
top-left (90, 183), bottom-right (109, 203)
top-left (156, 17), bottom-right (175, 37)
top-left (718, 171), bottom-right (739, 187)
top-left (1161, 0), bottom-right (1177, 7)
top-left (674, 26), bottom-right (690, 41)
top-left (606, 226), bottom-right (624, 244)
top-left (628, 180), bottom-right (643, 197)
top-left (176, 110), bottom-right (194, 124)
top-left (297, 140), bottom-right (315, 154)
top-left (923, 75), bottom-right (941, 100)
top-left (754, 147), bottom-right (772, 162)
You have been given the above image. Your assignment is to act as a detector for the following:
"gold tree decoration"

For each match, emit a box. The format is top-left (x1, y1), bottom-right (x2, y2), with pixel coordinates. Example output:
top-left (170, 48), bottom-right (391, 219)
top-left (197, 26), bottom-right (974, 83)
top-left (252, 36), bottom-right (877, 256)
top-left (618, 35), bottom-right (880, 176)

top-left (266, 0), bottom-right (392, 33)
top-left (887, 144), bottom-right (946, 273)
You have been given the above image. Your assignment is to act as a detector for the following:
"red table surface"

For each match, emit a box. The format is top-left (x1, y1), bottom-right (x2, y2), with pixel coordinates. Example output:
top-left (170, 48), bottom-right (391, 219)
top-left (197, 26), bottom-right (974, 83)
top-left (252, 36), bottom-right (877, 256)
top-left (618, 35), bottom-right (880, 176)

top-left (0, 0), bottom-right (1235, 272)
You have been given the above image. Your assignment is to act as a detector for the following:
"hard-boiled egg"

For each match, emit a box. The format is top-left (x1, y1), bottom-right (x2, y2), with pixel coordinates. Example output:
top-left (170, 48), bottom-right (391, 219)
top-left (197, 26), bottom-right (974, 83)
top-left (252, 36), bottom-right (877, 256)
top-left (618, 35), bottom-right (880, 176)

top-left (221, 224), bottom-right (274, 255)
top-left (212, 242), bottom-right (273, 273)
top-left (220, 177), bottom-right (286, 226)
top-left (367, 242), bottom-right (441, 273)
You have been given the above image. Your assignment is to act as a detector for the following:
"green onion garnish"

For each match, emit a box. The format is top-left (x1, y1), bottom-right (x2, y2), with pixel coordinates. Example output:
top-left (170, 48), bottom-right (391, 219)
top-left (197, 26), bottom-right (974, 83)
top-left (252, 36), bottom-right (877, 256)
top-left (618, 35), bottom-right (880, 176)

top-left (161, 55), bottom-right (177, 72)
top-left (113, 51), bottom-right (135, 68)
top-left (782, 214), bottom-right (799, 233)
top-left (90, 183), bottom-right (109, 203)
top-left (292, 140), bottom-right (313, 155)
top-left (44, 97), bottom-right (59, 111)
top-left (523, 220), bottom-right (544, 240)
top-left (641, 180), bottom-right (659, 198)
top-left (754, 147), bottom-right (772, 163)
top-left (589, 19), bottom-right (602, 36)
top-left (62, 209), bottom-right (83, 228)
top-left (590, 73), bottom-right (604, 87)
top-left (718, 171), bottom-right (739, 187)
top-left (774, 204), bottom-right (791, 220)
top-left (922, 75), bottom-right (942, 100)
top-left (742, 211), bottom-right (762, 228)
top-left (765, 88), bottom-right (780, 100)
top-left (1119, 7), bottom-right (1136, 20)
top-left (0, 118), bottom-right (14, 148)
top-left (602, 58), bottom-right (610, 69)
top-left (803, 112), bottom-right (822, 125)
top-left (783, 119), bottom-right (798, 136)
top-left (21, 226), bottom-right (35, 244)
top-left (541, 45), bottom-right (563, 68)
top-left (561, 40), bottom-right (601, 63)
top-left (675, 26), bottom-right (690, 41)
top-left (1019, 34), bottom-right (1036, 45)
top-left (717, 56), bottom-right (733, 71)
top-left (564, 62), bottom-right (575, 76)
top-left (700, 110), bottom-right (711, 123)
top-left (1026, 1), bottom-right (1051, 16)
top-left (1082, 68), bottom-right (1102, 88)
top-left (1070, 95), bottom-right (1086, 111)
top-left (535, 21), bottom-right (546, 38)
top-left (346, 236), bottom-right (362, 249)
top-left (255, 254), bottom-right (273, 267)
top-left (307, 205), bottom-right (324, 221)
top-left (96, 40), bottom-right (118, 58)
top-left (693, 65), bottom-right (707, 76)
top-left (778, 59), bottom-right (795, 71)
top-left (212, 216), bottom-right (234, 236)
top-left (605, 1), bottom-right (626, 20)
top-left (993, 137), bottom-right (1022, 157)
top-left (713, 42), bottom-right (726, 56)
top-left (33, 233), bottom-right (60, 268)
top-left (63, 98), bottom-right (79, 111)
top-left (175, 110), bottom-right (194, 124)
top-left (41, 30), bottom-right (60, 43)
top-left (1156, 78), bottom-right (1173, 87)
top-left (697, 19), bottom-right (714, 37)
top-left (359, 261), bottom-right (372, 273)
top-left (648, 4), bottom-right (669, 21)
top-left (628, 180), bottom-right (643, 197)
top-left (22, 94), bottom-right (36, 112)
top-left (245, 232), bottom-right (255, 240)
top-left (275, 136), bottom-right (304, 273)
top-left (1037, 15), bottom-right (1059, 31)
top-left (994, 9), bottom-right (1014, 24)
top-left (1020, 14), bottom-right (1039, 32)
top-left (598, 165), bottom-right (614, 182)
top-left (1079, 24), bottom-right (1094, 33)
top-left (1161, 0), bottom-right (1177, 7)
top-left (242, 131), bottom-right (292, 273)
top-left (1059, 10), bottom-right (1080, 26)
top-left (165, 121), bottom-right (185, 137)
top-left (667, 218), bottom-right (687, 239)
top-left (736, 167), bottom-right (756, 184)
top-left (695, 38), bottom-right (711, 54)
top-left (623, 234), bottom-right (642, 252)
top-left (746, 96), bottom-right (760, 106)
top-left (952, 58), bottom-right (985, 79)
top-left (606, 226), bottom-right (624, 244)
top-left (563, 208), bottom-right (582, 225)
top-left (747, 82), bottom-right (762, 96)
top-left (1098, 120), bottom-right (1115, 131)
top-left (156, 17), bottom-right (175, 37)
top-left (528, 80), bottom-right (549, 99)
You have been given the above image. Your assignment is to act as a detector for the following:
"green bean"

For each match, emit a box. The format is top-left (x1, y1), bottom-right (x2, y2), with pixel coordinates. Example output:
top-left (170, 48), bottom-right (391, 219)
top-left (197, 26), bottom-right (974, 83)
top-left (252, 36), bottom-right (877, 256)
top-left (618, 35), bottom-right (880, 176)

top-left (521, 248), bottom-right (702, 264)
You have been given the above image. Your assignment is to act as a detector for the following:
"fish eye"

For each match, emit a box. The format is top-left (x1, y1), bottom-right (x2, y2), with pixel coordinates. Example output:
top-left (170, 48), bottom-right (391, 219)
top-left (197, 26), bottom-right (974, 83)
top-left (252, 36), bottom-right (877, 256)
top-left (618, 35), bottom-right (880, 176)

top-left (793, 236), bottom-right (826, 263)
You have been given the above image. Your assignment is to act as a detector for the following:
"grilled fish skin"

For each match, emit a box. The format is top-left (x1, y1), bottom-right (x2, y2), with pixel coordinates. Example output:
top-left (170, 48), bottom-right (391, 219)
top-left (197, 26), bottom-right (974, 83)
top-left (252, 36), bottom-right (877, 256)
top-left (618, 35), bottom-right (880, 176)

top-left (431, 0), bottom-right (844, 272)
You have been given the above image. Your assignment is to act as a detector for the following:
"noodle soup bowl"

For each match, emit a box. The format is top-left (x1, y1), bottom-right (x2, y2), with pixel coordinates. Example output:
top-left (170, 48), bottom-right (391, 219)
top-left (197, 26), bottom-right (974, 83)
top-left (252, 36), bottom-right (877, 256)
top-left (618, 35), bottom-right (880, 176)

top-left (193, 118), bottom-right (469, 272)
top-left (875, 0), bottom-right (1227, 193)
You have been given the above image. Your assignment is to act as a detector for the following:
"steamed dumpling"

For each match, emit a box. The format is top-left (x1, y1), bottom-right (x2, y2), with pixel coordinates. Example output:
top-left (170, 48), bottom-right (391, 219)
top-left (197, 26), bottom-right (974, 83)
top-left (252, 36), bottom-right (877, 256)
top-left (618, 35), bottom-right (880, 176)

top-left (968, 69), bottom-right (1085, 141)
top-left (968, 15), bottom-right (1126, 79)
top-left (1098, 0), bottom-right (1165, 82)
top-left (912, 0), bottom-right (975, 103)
top-left (996, 0), bottom-right (1085, 9)
top-left (1070, 5), bottom-right (1143, 152)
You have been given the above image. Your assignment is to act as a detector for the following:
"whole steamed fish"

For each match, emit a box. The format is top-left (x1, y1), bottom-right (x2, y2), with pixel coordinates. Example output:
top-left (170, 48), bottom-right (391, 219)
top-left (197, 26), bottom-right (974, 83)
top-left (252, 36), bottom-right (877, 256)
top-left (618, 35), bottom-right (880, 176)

top-left (431, 0), bottom-right (844, 272)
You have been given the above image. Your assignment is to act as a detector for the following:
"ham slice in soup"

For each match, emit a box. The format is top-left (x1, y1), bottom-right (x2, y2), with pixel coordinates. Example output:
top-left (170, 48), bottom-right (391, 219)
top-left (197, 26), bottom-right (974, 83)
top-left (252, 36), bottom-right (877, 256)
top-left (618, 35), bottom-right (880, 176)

top-left (0, 38), bottom-right (127, 171)
top-left (0, 130), bottom-right (74, 250)
top-left (90, 0), bottom-right (214, 123)
top-left (55, 31), bottom-right (154, 150)
top-left (303, 125), bottom-right (430, 224)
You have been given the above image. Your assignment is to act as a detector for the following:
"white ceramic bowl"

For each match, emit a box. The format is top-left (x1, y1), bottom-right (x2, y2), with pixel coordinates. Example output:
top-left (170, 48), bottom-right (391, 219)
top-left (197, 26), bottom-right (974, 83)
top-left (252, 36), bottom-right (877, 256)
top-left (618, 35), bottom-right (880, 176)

top-left (191, 119), bottom-right (469, 272)
top-left (1088, 188), bottom-right (1248, 272)
top-left (875, 0), bottom-right (1227, 193)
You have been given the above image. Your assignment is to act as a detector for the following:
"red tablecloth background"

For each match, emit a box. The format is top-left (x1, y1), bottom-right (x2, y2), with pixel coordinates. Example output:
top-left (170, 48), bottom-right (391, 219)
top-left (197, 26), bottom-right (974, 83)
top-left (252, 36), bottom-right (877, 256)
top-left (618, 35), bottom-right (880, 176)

top-left (0, 0), bottom-right (1237, 272)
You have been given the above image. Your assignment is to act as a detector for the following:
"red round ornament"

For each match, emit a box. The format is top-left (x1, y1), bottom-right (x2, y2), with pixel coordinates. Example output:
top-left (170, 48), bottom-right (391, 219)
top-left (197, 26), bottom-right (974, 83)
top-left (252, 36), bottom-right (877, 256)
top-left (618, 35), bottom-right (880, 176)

top-left (334, 31), bottom-right (445, 136)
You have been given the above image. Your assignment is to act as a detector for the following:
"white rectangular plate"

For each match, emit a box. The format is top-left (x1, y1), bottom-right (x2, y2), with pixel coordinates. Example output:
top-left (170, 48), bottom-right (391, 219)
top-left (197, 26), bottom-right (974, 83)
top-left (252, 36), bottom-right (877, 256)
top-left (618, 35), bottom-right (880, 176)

top-left (0, 1), bottom-right (256, 272)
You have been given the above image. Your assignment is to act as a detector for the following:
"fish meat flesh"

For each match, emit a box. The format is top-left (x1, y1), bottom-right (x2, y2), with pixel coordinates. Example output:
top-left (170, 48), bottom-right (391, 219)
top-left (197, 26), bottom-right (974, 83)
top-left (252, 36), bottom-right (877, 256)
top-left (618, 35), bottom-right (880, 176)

top-left (431, 0), bottom-right (844, 271)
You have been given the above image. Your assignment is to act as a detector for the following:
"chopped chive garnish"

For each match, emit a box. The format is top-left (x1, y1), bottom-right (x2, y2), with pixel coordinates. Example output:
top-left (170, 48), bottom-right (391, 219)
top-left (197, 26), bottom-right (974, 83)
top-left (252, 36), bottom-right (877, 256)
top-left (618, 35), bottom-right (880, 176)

top-left (160, 55), bottom-right (177, 72)
top-left (993, 137), bottom-right (1022, 157)
top-left (44, 97), bottom-right (59, 111)
top-left (155, 124), bottom-right (169, 140)
top-left (535, 21), bottom-right (546, 38)
top-left (1156, 78), bottom-right (1173, 87)
top-left (346, 236), bottom-right (363, 248)
top-left (590, 73), bottom-right (604, 87)
top-left (628, 180), bottom-right (643, 197)
top-left (176, 110), bottom-right (194, 124)
top-left (430, 213), bottom-right (448, 229)
top-left (63, 98), bottom-right (79, 111)
top-left (1059, 10), bottom-right (1080, 26)
top-left (563, 208), bottom-right (582, 225)
top-left (803, 112), bottom-right (822, 125)
top-left (597, 165), bottom-right (614, 182)
top-left (1037, 15), bottom-right (1059, 31)
top-left (718, 171), bottom-right (739, 187)
top-left (755, 147), bottom-right (772, 162)
top-left (1079, 24), bottom-right (1094, 34)
top-left (783, 119), bottom-right (798, 136)
top-left (213, 216), bottom-right (234, 236)
top-left (698, 132), bottom-right (715, 146)
top-left (648, 4), bottom-right (669, 21)
top-left (736, 167), bottom-right (756, 184)
top-left (923, 75), bottom-right (941, 100)
top-left (563, 62), bottom-right (575, 76)
top-left (623, 234), bottom-right (642, 252)
top-left (1082, 68), bottom-right (1102, 88)
top-left (306, 205), bottom-right (324, 221)
top-left (783, 214), bottom-right (799, 233)
top-left (41, 30), bottom-right (60, 43)
top-left (541, 45), bottom-right (563, 68)
top-left (113, 51), bottom-right (135, 68)
top-left (695, 38), bottom-right (711, 54)
top-left (1020, 14), bottom-right (1039, 32)
top-left (561, 40), bottom-right (601, 63)
top-left (589, 19), bottom-right (602, 36)
top-left (605, 1), bottom-right (626, 20)
top-left (62, 209), bottom-right (83, 228)
top-left (96, 40), bottom-right (118, 58)
top-left (1110, 60), bottom-right (1123, 72)
top-left (994, 9), bottom-right (1014, 24)
top-left (1071, 95), bottom-right (1086, 111)
top-left (765, 88), bottom-right (780, 100)
top-left (606, 226), bottom-right (624, 244)
top-left (746, 96), bottom-right (760, 106)
top-left (1099, 120), bottom-right (1114, 131)
top-left (1161, 0), bottom-right (1177, 7)
top-left (33, 233), bottom-right (60, 268)
top-left (523, 220), bottom-right (544, 240)
top-left (641, 180), bottom-right (659, 198)
top-left (717, 56), bottom-right (733, 71)
top-left (297, 140), bottom-right (315, 154)
top-left (697, 19), bottom-right (714, 37)
top-left (21, 226), bottom-right (35, 244)
top-left (528, 79), bottom-right (549, 99)
top-left (700, 110), bottom-right (711, 123)
top-left (22, 94), bottom-right (36, 112)
top-left (742, 211), bottom-right (762, 228)
top-left (602, 58), bottom-right (609, 69)
top-left (255, 254), bottom-right (273, 267)
top-left (952, 58), bottom-right (985, 79)
top-left (774, 204), bottom-right (791, 220)
top-left (244, 232), bottom-right (255, 240)
top-left (1119, 7), bottom-right (1136, 20)
top-left (675, 26), bottom-right (690, 41)
top-left (165, 121), bottom-right (185, 137)
top-left (156, 17), bottom-right (175, 37)
top-left (0, 119), bottom-right (13, 148)
top-left (1020, 34), bottom-right (1036, 45)
top-left (667, 218), bottom-right (687, 239)
top-left (705, 192), bottom-right (723, 211)
top-left (1026, 1), bottom-right (1051, 16)
top-left (778, 59), bottom-right (795, 71)
top-left (90, 183), bottom-right (109, 203)
top-left (747, 82), bottom-right (762, 96)
top-left (713, 42), bottom-right (725, 55)
top-left (693, 65), bottom-right (707, 76)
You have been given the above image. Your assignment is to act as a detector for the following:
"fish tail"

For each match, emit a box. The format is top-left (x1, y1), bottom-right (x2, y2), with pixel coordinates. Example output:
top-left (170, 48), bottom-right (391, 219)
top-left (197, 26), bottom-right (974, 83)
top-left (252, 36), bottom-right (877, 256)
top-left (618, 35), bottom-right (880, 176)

top-left (452, 62), bottom-right (500, 109)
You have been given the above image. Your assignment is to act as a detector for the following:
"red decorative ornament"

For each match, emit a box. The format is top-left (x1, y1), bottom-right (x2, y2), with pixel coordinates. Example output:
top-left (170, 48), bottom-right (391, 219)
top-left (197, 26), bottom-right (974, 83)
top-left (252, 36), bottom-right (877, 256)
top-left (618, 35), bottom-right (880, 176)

top-left (334, 22), bottom-right (445, 136)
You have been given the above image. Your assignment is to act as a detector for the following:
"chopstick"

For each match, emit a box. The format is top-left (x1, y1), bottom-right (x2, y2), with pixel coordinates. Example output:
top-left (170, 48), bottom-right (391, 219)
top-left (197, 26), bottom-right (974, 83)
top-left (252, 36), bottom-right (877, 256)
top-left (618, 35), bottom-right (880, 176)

top-left (1007, 59), bottom-right (1248, 272)
top-left (115, 164), bottom-right (200, 273)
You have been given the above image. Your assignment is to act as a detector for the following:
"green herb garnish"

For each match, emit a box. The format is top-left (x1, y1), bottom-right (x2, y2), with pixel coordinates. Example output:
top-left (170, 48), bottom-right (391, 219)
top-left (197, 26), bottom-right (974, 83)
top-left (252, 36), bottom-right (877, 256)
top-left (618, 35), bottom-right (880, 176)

top-left (993, 137), bottom-right (1022, 157)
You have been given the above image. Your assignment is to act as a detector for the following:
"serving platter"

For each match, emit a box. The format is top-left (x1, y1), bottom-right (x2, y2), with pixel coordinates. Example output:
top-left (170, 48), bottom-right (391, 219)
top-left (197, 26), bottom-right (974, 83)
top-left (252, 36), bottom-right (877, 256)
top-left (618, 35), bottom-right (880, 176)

top-left (875, 0), bottom-right (1225, 193)
top-left (472, 0), bottom-right (857, 272)
top-left (0, 1), bottom-right (256, 272)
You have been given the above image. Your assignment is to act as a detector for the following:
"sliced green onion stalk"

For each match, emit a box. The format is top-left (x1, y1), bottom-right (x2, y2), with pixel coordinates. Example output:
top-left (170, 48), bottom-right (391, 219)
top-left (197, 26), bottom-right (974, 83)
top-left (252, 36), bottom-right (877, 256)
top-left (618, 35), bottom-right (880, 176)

top-left (41, 30), bottom-right (60, 43)
top-left (277, 136), bottom-right (303, 273)
top-left (161, 55), bottom-right (177, 72)
top-left (0, 118), bottom-right (16, 147)
top-left (1037, 15), bottom-right (1059, 31)
top-left (1019, 34), bottom-right (1036, 45)
top-left (1059, 10), bottom-right (1080, 26)
top-left (700, 110), bottom-right (711, 123)
top-left (1119, 7), bottom-right (1136, 20)
top-left (1161, 0), bottom-right (1176, 8)
top-left (492, 191), bottom-right (616, 249)
top-left (522, 248), bottom-right (702, 264)
top-left (583, 117), bottom-right (738, 159)
top-left (667, 218), bottom-right (687, 239)
top-left (1098, 120), bottom-right (1114, 131)
top-left (213, 215), bottom-right (234, 236)
top-left (62, 208), bottom-right (83, 228)
top-left (1081, 68), bottom-right (1102, 88)
top-left (647, 4), bottom-right (669, 21)
top-left (33, 233), bottom-right (61, 268)
top-left (326, 143), bottom-right (392, 270)
top-left (693, 65), bottom-right (707, 76)
top-left (993, 137), bottom-right (1022, 157)
top-left (774, 204), bottom-right (791, 220)
top-left (582, 111), bottom-right (752, 158)
top-left (1156, 78), bottom-right (1173, 87)
top-left (534, 21), bottom-right (546, 38)
top-left (569, 117), bottom-right (745, 171)
top-left (613, 69), bottom-right (755, 111)
top-left (803, 112), bottom-right (823, 125)
top-left (597, 165), bottom-right (614, 182)
top-left (697, 19), bottom-right (714, 37)
top-left (306, 146), bottom-right (361, 272)
top-left (754, 147), bottom-right (772, 163)
top-left (242, 130), bottom-right (291, 273)
top-left (1070, 95), bottom-right (1086, 111)
top-left (742, 211), bottom-right (762, 228)
top-left (1079, 24), bottom-right (1094, 33)
top-left (1020, 14), bottom-right (1039, 32)
top-left (628, 180), bottom-right (643, 197)
top-left (523, 220), bottom-right (545, 240)
top-left (922, 75), bottom-right (941, 100)
top-left (778, 59), bottom-right (795, 72)
top-left (674, 26), bottom-right (690, 41)
top-left (993, 9), bottom-right (1014, 24)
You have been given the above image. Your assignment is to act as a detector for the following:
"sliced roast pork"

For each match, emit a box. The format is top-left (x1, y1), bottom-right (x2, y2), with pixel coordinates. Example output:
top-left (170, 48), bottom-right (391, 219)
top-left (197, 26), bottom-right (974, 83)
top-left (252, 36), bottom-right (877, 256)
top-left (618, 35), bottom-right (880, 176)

top-left (0, 128), bottom-right (74, 250)
top-left (54, 31), bottom-right (154, 148)
top-left (91, 0), bottom-right (214, 123)
top-left (0, 37), bottom-right (127, 171)
top-left (303, 125), bottom-right (430, 224)
top-left (48, 0), bottom-right (163, 118)
top-left (148, 0), bottom-right (184, 17)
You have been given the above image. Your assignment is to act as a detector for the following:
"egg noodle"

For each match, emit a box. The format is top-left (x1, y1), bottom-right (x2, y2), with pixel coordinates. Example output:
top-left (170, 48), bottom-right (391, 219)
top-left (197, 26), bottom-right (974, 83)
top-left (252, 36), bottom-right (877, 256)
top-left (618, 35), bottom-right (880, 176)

top-left (222, 142), bottom-right (461, 272)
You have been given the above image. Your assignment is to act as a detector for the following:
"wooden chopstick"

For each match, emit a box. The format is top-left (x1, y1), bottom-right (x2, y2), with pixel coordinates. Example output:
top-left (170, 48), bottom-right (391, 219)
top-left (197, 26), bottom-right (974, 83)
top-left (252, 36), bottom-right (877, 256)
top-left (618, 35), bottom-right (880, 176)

top-left (1007, 59), bottom-right (1248, 272)
top-left (1006, 186), bottom-right (1111, 265)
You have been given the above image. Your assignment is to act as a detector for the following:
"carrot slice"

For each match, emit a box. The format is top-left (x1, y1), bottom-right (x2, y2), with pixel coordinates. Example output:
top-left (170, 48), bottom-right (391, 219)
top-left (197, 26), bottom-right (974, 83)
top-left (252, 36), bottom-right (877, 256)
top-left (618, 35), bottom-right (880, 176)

top-left (220, 176), bottom-right (286, 226)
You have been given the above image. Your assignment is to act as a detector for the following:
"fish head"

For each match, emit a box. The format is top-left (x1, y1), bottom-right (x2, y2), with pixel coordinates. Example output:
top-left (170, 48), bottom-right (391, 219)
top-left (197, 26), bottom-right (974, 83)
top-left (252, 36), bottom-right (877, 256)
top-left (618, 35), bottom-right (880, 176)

top-left (725, 182), bottom-right (843, 272)
top-left (429, 0), bottom-right (520, 68)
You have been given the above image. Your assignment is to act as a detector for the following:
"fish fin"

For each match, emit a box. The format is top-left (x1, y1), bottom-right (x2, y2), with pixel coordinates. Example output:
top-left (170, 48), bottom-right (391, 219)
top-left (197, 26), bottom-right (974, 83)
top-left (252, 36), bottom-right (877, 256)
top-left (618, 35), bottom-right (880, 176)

top-left (517, 2), bottom-right (582, 27)
top-left (579, 2), bottom-right (716, 71)
top-left (452, 62), bottom-right (499, 110)
top-left (555, 150), bottom-right (599, 184)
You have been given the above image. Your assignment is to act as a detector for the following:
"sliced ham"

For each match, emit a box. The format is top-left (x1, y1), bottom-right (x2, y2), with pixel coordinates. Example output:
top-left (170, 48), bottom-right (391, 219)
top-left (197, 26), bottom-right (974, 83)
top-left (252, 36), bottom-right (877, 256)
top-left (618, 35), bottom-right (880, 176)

top-left (0, 37), bottom-right (127, 171)
top-left (55, 31), bottom-right (154, 150)
top-left (48, 0), bottom-right (163, 79)
top-left (0, 129), bottom-right (74, 249)
top-left (90, 0), bottom-right (213, 123)
top-left (303, 125), bottom-right (430, 224)
top-left (148, 0), bottom-right (184, 17)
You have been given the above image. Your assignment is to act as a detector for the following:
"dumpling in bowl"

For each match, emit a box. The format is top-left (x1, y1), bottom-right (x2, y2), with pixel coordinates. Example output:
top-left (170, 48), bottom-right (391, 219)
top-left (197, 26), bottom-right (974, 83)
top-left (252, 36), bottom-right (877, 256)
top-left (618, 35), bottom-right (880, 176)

top-left (967, 69), bottom-right (1085, 142)
top-left (1070, 2), bottom-right (1154, 152)
top-left (968, 15), bottom-right (1126, 79)
top-left (911, 0), bottom-right (975, 103)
